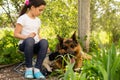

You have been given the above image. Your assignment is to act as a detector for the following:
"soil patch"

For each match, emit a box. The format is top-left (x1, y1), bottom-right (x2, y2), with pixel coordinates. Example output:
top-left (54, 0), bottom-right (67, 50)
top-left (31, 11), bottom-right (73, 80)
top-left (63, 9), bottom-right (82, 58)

top-left (0, 65), bottom-right (58, 80)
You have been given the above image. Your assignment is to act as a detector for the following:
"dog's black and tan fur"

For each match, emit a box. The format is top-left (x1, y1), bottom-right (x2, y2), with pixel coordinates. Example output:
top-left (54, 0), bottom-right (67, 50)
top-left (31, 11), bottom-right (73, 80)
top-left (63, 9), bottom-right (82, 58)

top-left (42, 51), bottom-right (60, 72)
top-left (43, 31), bottom-right (92, 72)
top-left (54, 31), bottom-right (85, 71)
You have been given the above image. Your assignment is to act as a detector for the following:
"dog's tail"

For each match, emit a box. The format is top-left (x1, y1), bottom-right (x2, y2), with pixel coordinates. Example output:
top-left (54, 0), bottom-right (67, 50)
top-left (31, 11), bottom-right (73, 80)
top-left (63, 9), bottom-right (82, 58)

top-left (81, 51), bottom-right (92, 60)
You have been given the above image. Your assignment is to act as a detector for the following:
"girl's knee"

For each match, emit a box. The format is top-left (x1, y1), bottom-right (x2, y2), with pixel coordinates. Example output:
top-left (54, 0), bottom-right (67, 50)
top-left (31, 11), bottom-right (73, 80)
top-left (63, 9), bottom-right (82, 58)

top-left (41, 39), bottom-right (48, 44)
top-left (25, 37), bottom-right (35, 46)
top-left (26, 37), bottom-right (35, 42)
top-left (40, 39), bottom-right (48, 47)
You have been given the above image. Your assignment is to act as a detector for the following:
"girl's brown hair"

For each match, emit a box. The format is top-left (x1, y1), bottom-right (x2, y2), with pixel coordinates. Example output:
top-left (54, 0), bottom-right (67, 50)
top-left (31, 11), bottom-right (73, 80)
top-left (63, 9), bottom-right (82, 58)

top-left (19, 0), bottom-right (46, 16)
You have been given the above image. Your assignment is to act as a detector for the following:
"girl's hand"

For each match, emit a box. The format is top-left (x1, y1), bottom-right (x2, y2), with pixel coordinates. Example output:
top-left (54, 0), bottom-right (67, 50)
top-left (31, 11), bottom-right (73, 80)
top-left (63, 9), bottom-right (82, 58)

top-left (28, 32), bottom-right (36, 38)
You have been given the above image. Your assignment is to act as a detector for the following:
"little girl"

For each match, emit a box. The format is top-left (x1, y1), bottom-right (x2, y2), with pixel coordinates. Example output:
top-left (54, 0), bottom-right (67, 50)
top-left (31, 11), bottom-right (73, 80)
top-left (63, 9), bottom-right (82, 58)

top-left (14, 0), bottom-right (48, 79)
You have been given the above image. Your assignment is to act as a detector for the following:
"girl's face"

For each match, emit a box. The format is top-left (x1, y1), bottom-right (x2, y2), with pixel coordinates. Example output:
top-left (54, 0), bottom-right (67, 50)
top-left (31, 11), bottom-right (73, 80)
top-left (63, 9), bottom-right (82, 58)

top-left (31, 5), bottom-right (45, 17)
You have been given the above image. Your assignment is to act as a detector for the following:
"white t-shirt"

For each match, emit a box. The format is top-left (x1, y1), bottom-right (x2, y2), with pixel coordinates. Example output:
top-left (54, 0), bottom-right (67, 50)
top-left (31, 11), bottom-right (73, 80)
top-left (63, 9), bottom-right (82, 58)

top-left (17, 14), bottom-right (41, 44)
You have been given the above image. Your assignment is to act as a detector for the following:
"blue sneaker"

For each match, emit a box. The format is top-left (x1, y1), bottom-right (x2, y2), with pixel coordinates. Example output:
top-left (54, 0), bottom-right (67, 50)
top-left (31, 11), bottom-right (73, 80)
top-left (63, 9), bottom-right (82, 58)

top-left (34, 71), bottom-right (45, 79)
top-left (24, 70), bottom-right (34, 79)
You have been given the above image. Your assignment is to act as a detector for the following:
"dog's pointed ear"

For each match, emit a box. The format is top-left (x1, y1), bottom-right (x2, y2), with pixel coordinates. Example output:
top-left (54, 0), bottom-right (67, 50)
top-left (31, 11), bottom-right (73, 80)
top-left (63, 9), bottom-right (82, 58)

top-left (71, 31), bottom-right (77, 43)
top-left (71, 31), bottom-right (76, 40)
top-left (57, 35), bottom-right (63, 43)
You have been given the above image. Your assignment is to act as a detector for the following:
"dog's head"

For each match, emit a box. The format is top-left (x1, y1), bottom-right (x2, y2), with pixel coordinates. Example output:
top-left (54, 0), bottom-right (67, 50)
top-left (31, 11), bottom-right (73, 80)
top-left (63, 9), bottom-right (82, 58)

top-left (56, 31), bottom-right (81, 56)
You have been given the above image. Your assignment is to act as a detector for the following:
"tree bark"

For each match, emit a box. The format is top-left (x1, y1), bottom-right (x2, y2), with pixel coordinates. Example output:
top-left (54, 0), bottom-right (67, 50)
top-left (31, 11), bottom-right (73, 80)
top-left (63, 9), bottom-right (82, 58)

top-left (78, 0), bottom-right (90, 52)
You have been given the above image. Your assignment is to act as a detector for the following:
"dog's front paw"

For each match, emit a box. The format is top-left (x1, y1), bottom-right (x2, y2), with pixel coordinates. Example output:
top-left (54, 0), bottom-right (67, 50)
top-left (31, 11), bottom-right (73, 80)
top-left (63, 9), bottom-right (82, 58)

top-left (47, 67), bottom-right (52, 72)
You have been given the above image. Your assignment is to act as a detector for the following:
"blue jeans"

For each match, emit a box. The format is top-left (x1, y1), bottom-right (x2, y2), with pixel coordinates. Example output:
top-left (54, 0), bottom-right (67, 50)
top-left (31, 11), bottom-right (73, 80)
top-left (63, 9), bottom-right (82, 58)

top-left (19, 37), bottom-right (48, 70)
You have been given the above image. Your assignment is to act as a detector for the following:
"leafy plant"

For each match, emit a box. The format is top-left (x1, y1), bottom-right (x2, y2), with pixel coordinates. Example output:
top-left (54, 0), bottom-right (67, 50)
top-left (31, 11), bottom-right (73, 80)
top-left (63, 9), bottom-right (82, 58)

top-left (0, 28), bottom-right (23, 64)
top-left (80, 43), bottom-right (120, 80)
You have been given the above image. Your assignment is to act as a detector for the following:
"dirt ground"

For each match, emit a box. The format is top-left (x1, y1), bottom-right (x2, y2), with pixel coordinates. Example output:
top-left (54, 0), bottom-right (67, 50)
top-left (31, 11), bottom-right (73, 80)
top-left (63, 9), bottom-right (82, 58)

top-left (0, 64), bottom-right (58, 80)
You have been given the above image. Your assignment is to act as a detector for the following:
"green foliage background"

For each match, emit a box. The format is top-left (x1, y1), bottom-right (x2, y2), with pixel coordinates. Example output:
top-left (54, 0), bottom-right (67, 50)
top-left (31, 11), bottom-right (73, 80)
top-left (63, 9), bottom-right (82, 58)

top-left (40, 0), bottom-right (78, 51)
top-left (0, 28), bottom-right (23, 64)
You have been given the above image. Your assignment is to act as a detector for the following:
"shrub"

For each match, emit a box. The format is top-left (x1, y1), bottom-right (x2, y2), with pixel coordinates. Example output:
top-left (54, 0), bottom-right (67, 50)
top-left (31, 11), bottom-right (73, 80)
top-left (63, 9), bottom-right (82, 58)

top-left (0, 28), bottom-right (23, 64)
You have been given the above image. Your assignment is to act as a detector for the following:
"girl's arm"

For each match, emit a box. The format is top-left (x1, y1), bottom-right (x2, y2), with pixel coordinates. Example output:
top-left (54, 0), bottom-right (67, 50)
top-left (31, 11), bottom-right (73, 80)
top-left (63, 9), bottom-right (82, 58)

top-left (14, 23), bottom-right (36, 39)
top-left (14, 23), bottom-right (27, 39)
top-left (38, 27), bottom-right (41, 40)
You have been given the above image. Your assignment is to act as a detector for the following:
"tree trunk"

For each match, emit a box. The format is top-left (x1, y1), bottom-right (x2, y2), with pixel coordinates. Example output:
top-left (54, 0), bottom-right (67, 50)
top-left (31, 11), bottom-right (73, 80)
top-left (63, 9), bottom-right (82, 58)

top-left (78, 0), bottom-right (90, 52)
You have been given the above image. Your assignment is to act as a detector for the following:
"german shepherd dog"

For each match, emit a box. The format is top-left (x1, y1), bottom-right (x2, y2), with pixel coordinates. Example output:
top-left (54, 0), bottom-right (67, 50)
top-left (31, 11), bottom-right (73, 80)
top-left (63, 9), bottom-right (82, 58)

top-left (42, 31), bottom-right (92, 73)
